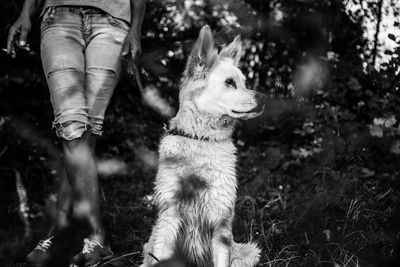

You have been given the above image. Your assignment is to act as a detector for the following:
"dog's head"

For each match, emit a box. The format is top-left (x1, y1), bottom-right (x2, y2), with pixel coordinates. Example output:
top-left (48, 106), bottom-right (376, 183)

top-left (181, 25), bottom-right (265, 121)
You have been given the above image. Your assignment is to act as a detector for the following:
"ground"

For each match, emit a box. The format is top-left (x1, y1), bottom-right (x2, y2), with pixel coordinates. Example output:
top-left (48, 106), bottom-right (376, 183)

top-left (1, 75), bottom-right (400, 267)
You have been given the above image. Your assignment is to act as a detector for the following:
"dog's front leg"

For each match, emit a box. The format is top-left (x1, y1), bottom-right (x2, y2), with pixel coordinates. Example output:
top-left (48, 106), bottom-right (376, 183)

top-left (212, 226), bottom-right (233, 267)
top-left (149, 207), bottom-right (181, 264)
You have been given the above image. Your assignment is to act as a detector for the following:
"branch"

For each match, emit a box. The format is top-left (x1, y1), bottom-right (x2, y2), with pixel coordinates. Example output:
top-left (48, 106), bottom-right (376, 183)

top-left (372, 0), bottom-right (383, 68)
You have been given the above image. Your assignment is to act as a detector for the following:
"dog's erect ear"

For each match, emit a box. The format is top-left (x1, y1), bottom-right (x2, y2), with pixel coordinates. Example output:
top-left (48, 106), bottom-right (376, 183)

top-left (219, 35), bottom-right (242, 66)
top-left (185, 25), bottom-right (217, 76)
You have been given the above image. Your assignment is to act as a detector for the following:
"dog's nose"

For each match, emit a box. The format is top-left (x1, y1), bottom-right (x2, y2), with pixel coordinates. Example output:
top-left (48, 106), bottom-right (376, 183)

top-left (255, 92), bottom-right (267, 105)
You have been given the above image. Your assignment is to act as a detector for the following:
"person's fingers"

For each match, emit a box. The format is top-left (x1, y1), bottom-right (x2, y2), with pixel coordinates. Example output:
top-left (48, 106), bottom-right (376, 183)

top-left (131, 53), bottom-right (138, 64)
top-left (126, 58), bottom-right (134, 76)
top-left (19, 27), bottom-right (29, 46)
top-left (131, 51), bottom-right (137, 63)
top-left (11, 45), bottom-right (16, 58)
top-left (121, 40), bottom-right (130, 57)
top-left (7, 26), bottom-right (17, 54)
top-left (131, 47), bottom-right (142, 63)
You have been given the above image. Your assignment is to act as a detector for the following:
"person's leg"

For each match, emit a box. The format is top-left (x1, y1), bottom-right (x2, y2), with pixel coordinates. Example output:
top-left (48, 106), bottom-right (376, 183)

top-left (69, 10), bottom-right (129, 266)
top-left (62, 131), bottom-right (102, 235)
top-left (84, 12), bottom-right (129, 239)
top-left (28, 7), bottom-right (88, 266)
top-left (53, 128), bottom-right (95, 232)
top-left (85, 13), bottom-right (129, 137)
top-left (40, 7), bottom-right (105, 236)
top-left (53, 169), bottom-right (71, 231)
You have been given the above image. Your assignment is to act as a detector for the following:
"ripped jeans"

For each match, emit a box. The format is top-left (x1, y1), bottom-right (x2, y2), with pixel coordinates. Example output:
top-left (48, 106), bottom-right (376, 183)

top-left (40, 7), bottom-right (129, 140)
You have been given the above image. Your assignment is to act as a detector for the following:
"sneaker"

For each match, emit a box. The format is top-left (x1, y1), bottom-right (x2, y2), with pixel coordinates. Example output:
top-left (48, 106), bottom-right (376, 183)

top-left (27, 236), bottom-right (54, 267)
top-left (70, 238), bottom-right (113, 267)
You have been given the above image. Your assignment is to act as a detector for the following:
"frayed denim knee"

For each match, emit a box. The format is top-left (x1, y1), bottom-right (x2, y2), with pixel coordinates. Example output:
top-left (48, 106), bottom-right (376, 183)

top-left (40, 7), bottom-right (128, 140)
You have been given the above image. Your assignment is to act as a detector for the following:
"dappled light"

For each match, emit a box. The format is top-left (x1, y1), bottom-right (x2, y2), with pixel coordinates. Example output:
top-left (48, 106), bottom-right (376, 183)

top-left (97, 159), bottom-right (128, 178)
top-left (141, 84), bottom-right (176, 118)
top-left (1, 0), bottom-right (400, 266)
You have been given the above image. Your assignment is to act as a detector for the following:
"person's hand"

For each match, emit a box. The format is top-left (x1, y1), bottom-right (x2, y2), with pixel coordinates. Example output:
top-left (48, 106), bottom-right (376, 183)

top-left (121, 31), bottom-right (142, 65)
top-left (7, 15), bottom-right (32, 57)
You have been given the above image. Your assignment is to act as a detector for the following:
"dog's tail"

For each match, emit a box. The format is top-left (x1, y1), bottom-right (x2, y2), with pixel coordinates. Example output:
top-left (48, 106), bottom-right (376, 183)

top-left (230, 241), bottom-right (261, 267)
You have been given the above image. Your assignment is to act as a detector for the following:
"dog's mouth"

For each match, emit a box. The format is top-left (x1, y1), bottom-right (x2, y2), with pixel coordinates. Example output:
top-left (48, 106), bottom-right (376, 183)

top-left (231, 104), bottom-right (264, 116)
top-left (229, 104), bottom-right (265, 120)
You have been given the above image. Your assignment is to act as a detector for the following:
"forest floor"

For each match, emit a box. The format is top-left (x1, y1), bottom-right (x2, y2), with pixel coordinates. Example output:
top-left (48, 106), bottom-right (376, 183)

top-left (1, 77), bottom-right (400, 267)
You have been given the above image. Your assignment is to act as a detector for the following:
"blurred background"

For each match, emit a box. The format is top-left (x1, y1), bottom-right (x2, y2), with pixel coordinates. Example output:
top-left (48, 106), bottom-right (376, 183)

top-left (1, 0), bottom-right (400, 266)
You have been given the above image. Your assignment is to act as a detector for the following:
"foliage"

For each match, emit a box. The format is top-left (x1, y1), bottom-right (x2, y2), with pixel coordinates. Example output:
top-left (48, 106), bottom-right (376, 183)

top-left (1, 0), bottom-right (400, 266)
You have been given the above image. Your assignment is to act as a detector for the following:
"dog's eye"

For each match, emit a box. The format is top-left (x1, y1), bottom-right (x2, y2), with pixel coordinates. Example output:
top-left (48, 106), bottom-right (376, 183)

top-left (225, 78), bottom-right (237, 89)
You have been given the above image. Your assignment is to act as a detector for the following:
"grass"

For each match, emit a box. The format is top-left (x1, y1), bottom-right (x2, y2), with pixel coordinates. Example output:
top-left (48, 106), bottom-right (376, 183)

top-left (1, 88), bottom-right (400, 267)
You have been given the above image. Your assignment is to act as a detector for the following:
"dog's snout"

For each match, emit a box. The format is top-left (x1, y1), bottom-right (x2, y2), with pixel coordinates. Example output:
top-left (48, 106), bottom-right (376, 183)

top-left (255, 92), bottom-right (266, 105)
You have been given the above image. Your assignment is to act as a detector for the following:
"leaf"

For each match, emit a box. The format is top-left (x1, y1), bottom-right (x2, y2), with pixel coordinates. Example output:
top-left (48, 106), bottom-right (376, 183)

top-left (388, 33), bottom-right (396, 41)
top-left (390, 140), bottom-right (400, 155)
top-left (369, 124), bottom-right (383, 138)
top-left (384, 50), bottom-right (394, 55)
top-left (384, 116), bottom-right (397, 127)
top-left (347, 77), bottom-right (361, 91)
top-left (326, 51), bottom-right (339, 61)
top-left (365, 90), bottom-right (373, 97)
top-left (263, 147), bottom-right (284, 170)
top-left (291, 148), bottom-right (314, 158)
top-left (373, 118), bottom-right (385, 126)
top-left (362, 167), bottom-right (375, 177)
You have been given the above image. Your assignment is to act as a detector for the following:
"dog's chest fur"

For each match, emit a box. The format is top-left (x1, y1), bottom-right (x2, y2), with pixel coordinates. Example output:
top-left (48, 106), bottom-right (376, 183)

top-left (155, 135), bottom-right (237, 222)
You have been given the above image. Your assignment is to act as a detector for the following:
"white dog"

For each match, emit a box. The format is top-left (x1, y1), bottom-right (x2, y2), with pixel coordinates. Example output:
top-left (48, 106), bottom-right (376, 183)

top-left (141, 25), bottom-right (265, 267)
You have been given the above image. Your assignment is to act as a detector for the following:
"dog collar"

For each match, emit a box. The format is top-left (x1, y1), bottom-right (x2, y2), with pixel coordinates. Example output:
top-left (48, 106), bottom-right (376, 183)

top-left (164, 124), bottom-right (210, 141)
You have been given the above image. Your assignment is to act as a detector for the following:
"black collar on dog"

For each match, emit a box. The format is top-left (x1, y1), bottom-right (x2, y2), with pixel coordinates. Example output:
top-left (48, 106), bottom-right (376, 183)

top-left (164, 124), bottom-right (210, 141)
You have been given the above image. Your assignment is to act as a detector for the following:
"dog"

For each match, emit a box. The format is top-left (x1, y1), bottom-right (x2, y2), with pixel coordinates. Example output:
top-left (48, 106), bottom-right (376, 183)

top-left (141, 25), bottom-right (266, 267)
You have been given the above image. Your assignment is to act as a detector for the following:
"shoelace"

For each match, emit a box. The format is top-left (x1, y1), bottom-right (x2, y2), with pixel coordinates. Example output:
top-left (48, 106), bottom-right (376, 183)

top-left (82, 238), bottom-right (103, 254)
top-left (35, 236), bottom-right (54, 252)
